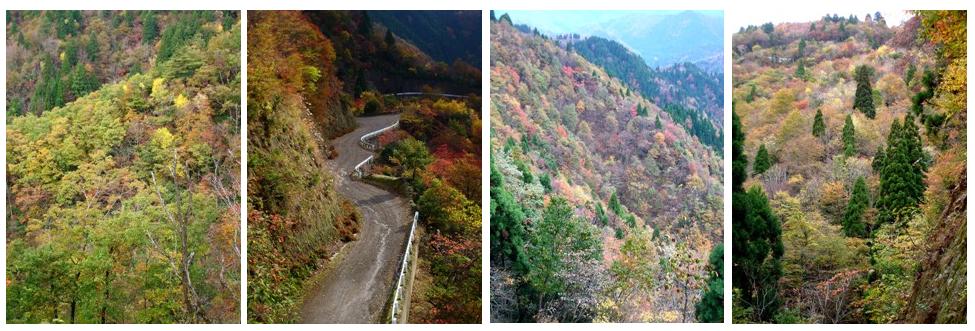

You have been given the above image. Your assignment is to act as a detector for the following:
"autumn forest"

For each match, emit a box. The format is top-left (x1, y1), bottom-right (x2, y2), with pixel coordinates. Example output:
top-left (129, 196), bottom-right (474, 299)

top-left (732, 10), bottom-right (966, 324)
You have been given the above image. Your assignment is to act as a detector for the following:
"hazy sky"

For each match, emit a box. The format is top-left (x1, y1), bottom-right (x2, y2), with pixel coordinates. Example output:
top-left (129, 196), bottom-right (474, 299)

top-left (730, 7), bottom-right (913, 30)
top-left (496, 10), bottom-right (722, 35)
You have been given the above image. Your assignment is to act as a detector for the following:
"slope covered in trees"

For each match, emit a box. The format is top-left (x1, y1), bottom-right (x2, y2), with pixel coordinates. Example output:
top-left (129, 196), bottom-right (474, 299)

top-left (303, 10), bottom-right (480, 98)
top-left (6, 10), bottom-right (240, 323)
top-left (490, 15), bottom-right (722, 323)
top-left (732, 11), bottom-right (966, 324)
top-left (246, 11), bottom-right (360, 323)
top-left (247, 10), bottom-right (482, 323)
top-left (572, 36), bottom-right (723, 149)
top-left (370, 10), bottom-right (482, 65)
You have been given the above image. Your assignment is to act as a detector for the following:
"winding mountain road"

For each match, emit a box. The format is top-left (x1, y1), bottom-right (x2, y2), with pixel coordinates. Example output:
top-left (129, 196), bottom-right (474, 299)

top-left (301, 113), bottom-right (411, 324)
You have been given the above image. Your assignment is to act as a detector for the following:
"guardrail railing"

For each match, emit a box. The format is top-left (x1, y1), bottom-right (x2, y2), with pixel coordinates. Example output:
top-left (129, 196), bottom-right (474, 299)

top-left (351, 155), bottom-right (373, 179)
top-left (390, 211), bottom-right (419, 324)
top-left (359, 121), bottom-right (400, 151)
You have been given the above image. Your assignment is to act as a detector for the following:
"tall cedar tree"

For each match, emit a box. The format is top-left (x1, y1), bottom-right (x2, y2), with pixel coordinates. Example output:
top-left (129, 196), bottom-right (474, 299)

top-left (795, 59), bottom-right (806, 80)
top-left (842, 177), bottom-right (870, 237)
top-left (854, 65), bottom-right (876, 118)
top-left (489, 163), bottom-right (528, 272)
top-left (812, 108), bottom-right (826, 138)
top-left (876, 115), bottom-right (927, 225)
top-left (732, 109), bottom-right (784, 321)
top-left (695, 244), bottom-right (724, 322)
top-left (753, 144), bottom-right (771, 175)
top-left (842, 114), bottom-right (856, 157)
top-left (141, 11), bottom-right (158, 44)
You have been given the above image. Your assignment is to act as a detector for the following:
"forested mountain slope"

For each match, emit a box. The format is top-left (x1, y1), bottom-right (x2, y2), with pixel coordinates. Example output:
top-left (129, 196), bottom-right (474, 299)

top-left (731, 11), bottom-right (965, 323)
top-left (247, 10), bottom-right (482, 323)
top-left (572, 36), bottom-right (723, 143)
top-left (246, 11), bottom-right (360, 323)
top-left (490, 16), bottom-right (722, 323)
top-left (370, 10), bottom-right (482, 65)
top-left (304, 11), bottom-right (480, 97)
top-left (6, 10), bottom-right (240, 323)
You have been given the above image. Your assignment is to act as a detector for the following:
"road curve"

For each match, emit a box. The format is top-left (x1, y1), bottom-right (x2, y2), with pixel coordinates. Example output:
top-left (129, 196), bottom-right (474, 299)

top-left (301, 113), bottom-right (411, 323)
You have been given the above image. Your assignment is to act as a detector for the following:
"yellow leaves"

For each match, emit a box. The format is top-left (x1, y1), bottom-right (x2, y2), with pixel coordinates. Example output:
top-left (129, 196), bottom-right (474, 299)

top-left (59, 51), bottom-right (66, 62)
top-left (654, 132), bottom-right (665, 145)
top-left (151, 127), bottom-right (175, 150)
top-left (174, 93), bottom-right (189, 109)
top-left (150, 78), bottom-right (166, 99)
top-left (576, 100), bottom-right (586, 113)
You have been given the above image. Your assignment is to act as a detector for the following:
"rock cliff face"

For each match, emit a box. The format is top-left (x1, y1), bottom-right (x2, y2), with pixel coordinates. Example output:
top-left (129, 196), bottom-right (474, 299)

top-left (902, 170), bottom-right (967, 323)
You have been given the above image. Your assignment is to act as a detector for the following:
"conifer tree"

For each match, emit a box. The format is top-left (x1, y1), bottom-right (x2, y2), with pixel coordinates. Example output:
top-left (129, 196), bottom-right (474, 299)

top-left (842, 177), bottom-right (870, 237)
top-left (843, 114), bottom-right (856, 156)
top-left (854, 65), bottom-right (876, 118)
top-left (732, 109), bottom-right (783, 321)
top-left (753, 144), bottom-right (771, 175)
top-left (876, 115), bottom-right (927, 225)
top-left (695, 244), bottom-right (724, 322)
top-left (812, 109), bottom-right (825, 138)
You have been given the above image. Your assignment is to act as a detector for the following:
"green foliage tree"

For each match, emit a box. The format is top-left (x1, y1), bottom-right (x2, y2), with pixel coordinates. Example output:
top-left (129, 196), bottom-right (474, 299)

top-left (854, 65), bottom-right (876, 118)
top-left (745, 84), bottom-right (757, 103)
top-left (695, 244), bottom-right (724, 322)
top-left (141, 11), bottom-right (158, 44)
top-left (609, 191), bottom-right (623, 216)
top-left (524, 197), bottom-right (602, 321)
top-left (842, 177), bottom-right (870, 237)
top-left (753, 144), bottom-right (771, 175)
top-left (794, 59), bottom-right (807, 80)
top-left (876, 115), bottom-right (927, 225)
top-left (732, 109), bottom-right (783, 322)
top-left (842, 114), bottom-right (856, 157)
top-left (69, 63), bottom-right (99, 97)
top-left (388, 137), bottom-right (433, 180)
top-left (812, 108), bottom-right (826, 138)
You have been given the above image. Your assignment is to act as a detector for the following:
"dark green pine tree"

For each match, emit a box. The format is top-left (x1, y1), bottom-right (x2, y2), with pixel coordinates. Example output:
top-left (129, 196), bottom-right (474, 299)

top-left (732, 108), bottom-right (783, 322)
top-left (872, 145), bottom-right (886, 172)
top-left (876, 115), bottom-right (927, 225)
top-left (853, 65), bottom-right (876, 118)
top-left (85, 32), bottom-right (99, 62)
top-left (745, 84), bottom-right (757, 103)
top-left (695, 244), bottom-right (724, 323)
top-left (753, 144), bottom-right (771, 175)
top-left (797, 38), bottom-right (806, 58)
top-left (141, 11), bottom-right (158, 44)
top-left (842, 114), bottom-right (856, 157)
top-left (795, 59), bottom-right (807, 80)
top-left (609, 192), bottom-right (623, 216)
top-left (842, 177), bottom-right (870, 237)
top-left (655, 115), bottom-right (663, 130)
top-left (489, 163), bottom-right (528, 272)
top-left (812, 109), bottom-right (826, 138)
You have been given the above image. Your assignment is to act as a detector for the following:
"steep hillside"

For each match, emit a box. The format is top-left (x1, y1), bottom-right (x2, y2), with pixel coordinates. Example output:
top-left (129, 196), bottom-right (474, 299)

top-left (304, 10), bottom-right (480, 97)
top-left (246, 11), bottom-right (360, 323)
top-left (731, 11), bottom-right (965, 324)
top-left (370, 10), bottom-right (482, 65)
top-left (573, 36), bottom-right (724, 139)
top-left (6, 10), bottom-right (240, 323)
top-left (490, 17), bottom-right (722, 323)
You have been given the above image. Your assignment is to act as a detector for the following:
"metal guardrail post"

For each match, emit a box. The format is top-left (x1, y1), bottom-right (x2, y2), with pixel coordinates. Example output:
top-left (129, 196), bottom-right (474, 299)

top-left (390, 211), bottom-right (419, 324)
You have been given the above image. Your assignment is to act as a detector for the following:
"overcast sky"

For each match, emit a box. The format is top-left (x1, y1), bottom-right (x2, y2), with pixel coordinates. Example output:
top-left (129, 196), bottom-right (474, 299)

top-left (730, 7), bottom-right (913, 30)
top-left (496, 10), bottom-right (722, 35)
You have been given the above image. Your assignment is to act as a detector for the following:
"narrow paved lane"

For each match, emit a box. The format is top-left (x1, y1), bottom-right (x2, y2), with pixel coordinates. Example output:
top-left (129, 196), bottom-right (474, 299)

top-left (301, 114), bottom-right (411, 323)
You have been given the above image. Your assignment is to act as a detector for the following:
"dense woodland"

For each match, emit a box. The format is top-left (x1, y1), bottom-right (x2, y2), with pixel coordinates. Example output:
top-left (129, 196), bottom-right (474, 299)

top-left (6, 11), bottom-right (241, 323)
top-left (490, 14), bottom-right (723, 323)
top-left (732, 11), bottom-right (966, 323)
top-left (246, 10), bottom-right (481, 323)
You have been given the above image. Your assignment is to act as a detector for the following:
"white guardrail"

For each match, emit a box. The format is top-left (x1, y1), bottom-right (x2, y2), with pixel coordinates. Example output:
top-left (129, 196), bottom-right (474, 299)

top-left (390, 211), bottom-right (419, 324)
top-left (359, 121), bottom-right (400, 151)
